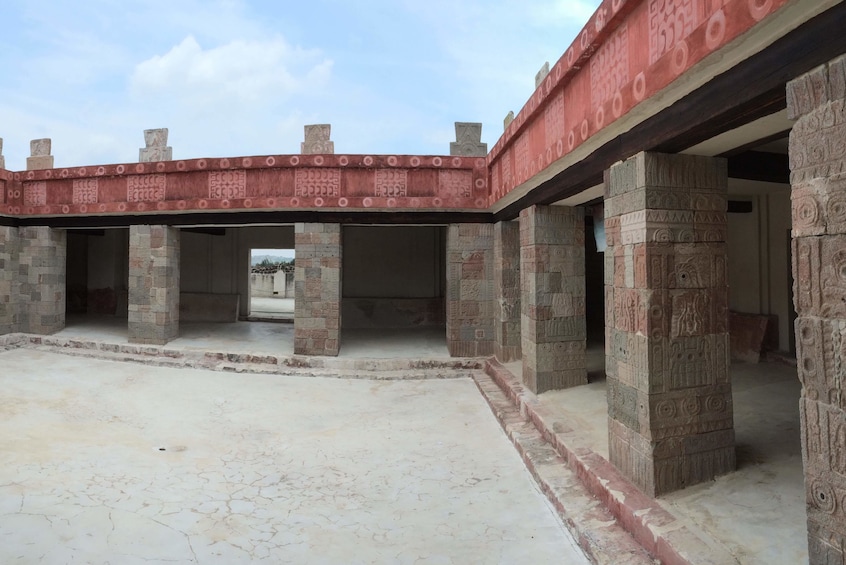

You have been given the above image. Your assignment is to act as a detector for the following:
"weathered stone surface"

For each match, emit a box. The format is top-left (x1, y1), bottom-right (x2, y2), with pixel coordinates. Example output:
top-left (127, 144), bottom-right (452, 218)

top-left (449, 123), bottom-right (487, 157)
top-left (16, 227), bottom-right (66, 335)
top-left (493, 221), bottom-right (521, 362)
top-left (301, 124), bottom-right (334, 155)
top-left (27, 138), bottom-right (53, 170)
top-left (294, 223), bottom-right (341, 356)
top-left (446, 224), bottom-right (494, 357)
top-left (535, 61), bottom-right (550, 88)
top-left (605, 151), bottom-right (733, 496)
top-left (790, 56), bottom-right (846, 563)
top-left (503, 111), bottom-right (515, 130)
top-left (139, 128), bottom-right (173, 163)
top-left (520, 205), bottom-right (586, 393)
top-left (0, 227), bottom-right (21, 334)
top-left (128, 225), bottom-right (180, 345)
top-left (0, 137), bottom-right (5, 170)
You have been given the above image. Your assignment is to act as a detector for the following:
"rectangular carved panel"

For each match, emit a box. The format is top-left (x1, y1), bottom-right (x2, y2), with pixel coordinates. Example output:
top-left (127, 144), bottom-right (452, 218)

top-left (127, 174), bottom-right (166, 202)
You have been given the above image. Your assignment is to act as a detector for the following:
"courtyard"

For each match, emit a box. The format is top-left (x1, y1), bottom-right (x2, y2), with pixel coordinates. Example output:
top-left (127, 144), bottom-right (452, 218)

top-left (0, 347), bottom-right (589, 564)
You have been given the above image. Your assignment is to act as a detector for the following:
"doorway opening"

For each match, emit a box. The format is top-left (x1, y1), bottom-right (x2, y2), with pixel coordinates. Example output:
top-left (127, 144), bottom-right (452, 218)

top-left (249, 248), bottom-right (295, 321)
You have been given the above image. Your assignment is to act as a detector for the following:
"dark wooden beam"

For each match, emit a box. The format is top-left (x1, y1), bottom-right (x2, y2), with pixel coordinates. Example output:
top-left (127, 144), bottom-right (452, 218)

top-left (182, 227), bottom-right (227, 236)
top-left (67, 229), bottom-right (106, 236)
top-left (727, 151), bottom-right (790, 184)
top-left (16, 210), bottom-right (495, 228)
top-left (494, 2), bottom-right (846, 221)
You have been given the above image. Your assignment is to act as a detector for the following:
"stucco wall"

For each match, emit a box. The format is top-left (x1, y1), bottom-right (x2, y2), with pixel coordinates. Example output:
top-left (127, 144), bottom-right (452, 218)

top-left (342, 226), bottom-right (445, 328)
top-left (726, 181), bottom-right (793, 352)
top-left (180, 226), bottom-right (295, 318)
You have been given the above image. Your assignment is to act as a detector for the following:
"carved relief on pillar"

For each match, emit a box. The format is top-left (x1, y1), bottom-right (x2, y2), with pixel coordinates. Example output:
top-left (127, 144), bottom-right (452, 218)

top-left (793, 234), bottom-right (846, 318)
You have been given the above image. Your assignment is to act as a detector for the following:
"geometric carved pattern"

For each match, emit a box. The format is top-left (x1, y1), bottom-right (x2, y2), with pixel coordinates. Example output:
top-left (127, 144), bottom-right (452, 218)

top-left (438, 170), bottom-right (472, 198)
top-left (514, 136), bottom-right (530, 180)
top-left (23, 181), bottom-right (47, 206)
top-left (294, 168), bottom-right (340, 198)
top-left (591, 24), bottom-right (629, 107)
top-left (647, 0), bottom-right (705, 64)
top-left (375, 169), bottom-right (407, 197)
top-left (208, 170), bottom-right (246, 199)
top-left (72, 179), bottom-right (99, 204)
top-left (544, 92), bottom-right (566, 147)
top-left (127, 174), bottom-right (166, 202)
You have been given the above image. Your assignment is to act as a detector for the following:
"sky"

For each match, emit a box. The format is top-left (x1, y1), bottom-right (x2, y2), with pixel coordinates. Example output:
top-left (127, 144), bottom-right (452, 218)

top-left (0, 0), bottom-right (600, 171)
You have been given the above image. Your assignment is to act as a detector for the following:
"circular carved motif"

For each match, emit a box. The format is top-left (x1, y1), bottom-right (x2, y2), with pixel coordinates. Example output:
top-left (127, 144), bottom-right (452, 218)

top-left (705, 395), bottom-right (725, 413)
top-left (748, 0), bottom-right (773, 21)
top-left (705, 10), bottom-right (726, 51)
top-left (656, 400), bottom-right (676, 419)
top-left (682, 397), bottom-right (701, 416)
top-left (812, 479), bottom-right (836, 514)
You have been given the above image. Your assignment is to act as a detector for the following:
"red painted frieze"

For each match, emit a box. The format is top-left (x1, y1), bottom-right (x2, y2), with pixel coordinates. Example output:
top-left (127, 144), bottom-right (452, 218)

top-left (488, 0), bottom-right (789, 205)
top-left (1, 154), bottom-right (487, 217)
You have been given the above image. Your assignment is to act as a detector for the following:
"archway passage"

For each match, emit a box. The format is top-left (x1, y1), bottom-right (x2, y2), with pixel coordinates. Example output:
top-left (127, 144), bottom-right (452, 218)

top-left (249, 248), bottom-right (294, 321)
top-left (340, 225), bottom-right (448, 357)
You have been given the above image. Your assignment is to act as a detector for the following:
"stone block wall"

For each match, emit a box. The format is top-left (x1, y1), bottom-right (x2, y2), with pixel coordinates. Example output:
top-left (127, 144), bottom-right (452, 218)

top-left (446, 224), bottom-right (494, 357)
top-left (494, 221), bottom-right (521, 362)
top-left (787, 55), bottom-right (846, 565)
top-left (0, 227), bottom-right (20, 334)
top-left (18, 227), bottom-right (66, 334)
top-left (519, 205), bottom-right (586, 392)
top-left (128, 225), bottom-right (180, 344)
top-left (294, 223), bottom-right (341, 356)
top-left (605, 151), bottom-right (734, 497)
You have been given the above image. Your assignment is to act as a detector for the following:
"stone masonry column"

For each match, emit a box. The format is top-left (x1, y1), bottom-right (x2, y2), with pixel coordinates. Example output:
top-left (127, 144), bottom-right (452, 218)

top-left (446, 224), bottom-right (494, 357)
top-left (0, 227), bottom-right (20, 334)
top-left (787, 55), bottom-right (846, 564)
top-left (18, 138), bottom-right (66, 335)
top-left (519, 205), bottom-right (586, 393)
top-left (18, 227), bottom-right (66, 334)
top-left (493, 221), bottom-right (521, 362)
top-left (128, 225), bottom-right (180, 344)
top-left (294, 223), bottom-right (341, 356)
top-left (604, 151), bottom-right (734, 497)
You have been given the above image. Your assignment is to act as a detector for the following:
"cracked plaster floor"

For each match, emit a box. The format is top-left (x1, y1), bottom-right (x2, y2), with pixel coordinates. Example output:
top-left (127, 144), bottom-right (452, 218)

top-left (0, 348), bottom-right (589, 564)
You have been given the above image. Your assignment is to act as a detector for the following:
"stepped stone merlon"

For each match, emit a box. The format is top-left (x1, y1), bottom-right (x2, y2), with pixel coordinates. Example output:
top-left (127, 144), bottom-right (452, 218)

top-left (301, 124), bottom-right (334, 154)
top-left (139, 128), bottom-right (172, 162)
top-left (27, 138), bottom-right (53, 171)
top-left (450, 122), bottom-right (487, 157)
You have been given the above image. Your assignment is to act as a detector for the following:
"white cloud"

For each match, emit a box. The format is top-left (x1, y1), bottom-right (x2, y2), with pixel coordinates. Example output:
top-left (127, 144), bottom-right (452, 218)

top-left (131, 35), bottom-right (333, 107)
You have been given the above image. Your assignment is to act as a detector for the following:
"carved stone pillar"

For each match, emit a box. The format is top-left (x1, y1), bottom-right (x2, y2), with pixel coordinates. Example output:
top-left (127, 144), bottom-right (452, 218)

top-left (519, 205), bottom-right (586, 392)
top-left (446, 224), bottom-right (494, 357)
top-left (605, 151), bottom-right (734, 496)
top-left (128, 225), bottom-right (180, 345)
top-left (493, 221), bottom-right (521, 362)
top-left (294, 223), bottom-right (341, 356)
top-left (787, 54), bottom-right (846, 564)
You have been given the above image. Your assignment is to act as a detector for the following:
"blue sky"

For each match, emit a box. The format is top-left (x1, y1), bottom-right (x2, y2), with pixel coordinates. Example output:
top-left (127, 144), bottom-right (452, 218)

top-left (0, 0), bottom-right (599, 170)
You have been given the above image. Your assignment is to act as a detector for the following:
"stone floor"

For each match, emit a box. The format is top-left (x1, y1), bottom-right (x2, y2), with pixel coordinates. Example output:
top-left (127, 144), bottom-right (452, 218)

top-left (35, 318), bottom-right (810, 562)
top-left (0, 347), bottom-right (589, 564)
top-left (249, 297), bottom-right (294, 321)
top-left (59, 316), bottom-right (450, 359)
top-left (506, 346), bottom-right (806, 564)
